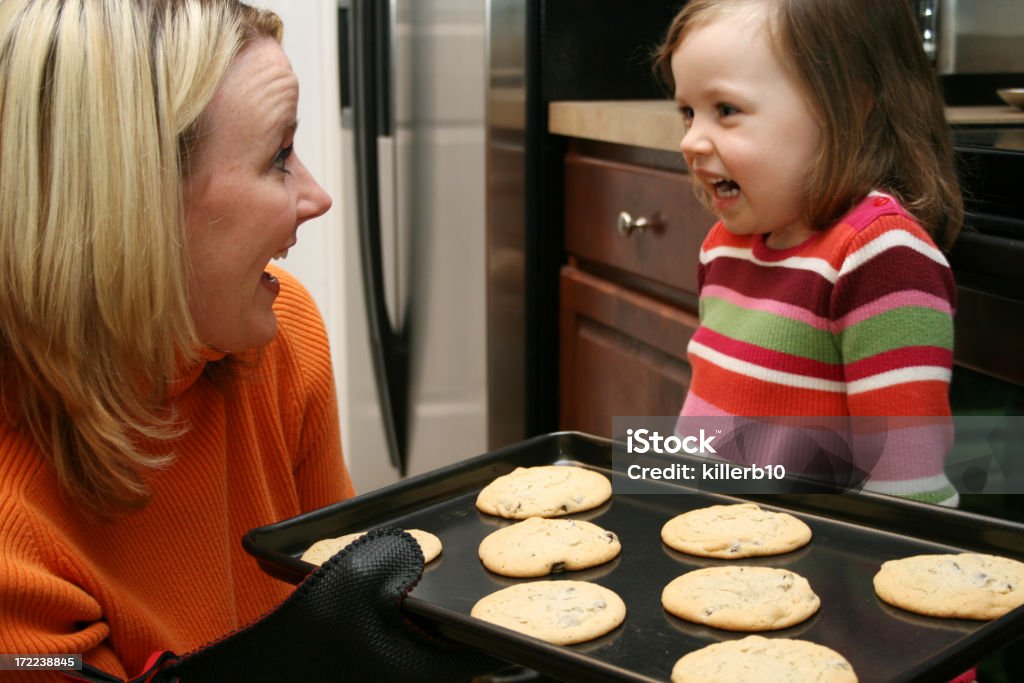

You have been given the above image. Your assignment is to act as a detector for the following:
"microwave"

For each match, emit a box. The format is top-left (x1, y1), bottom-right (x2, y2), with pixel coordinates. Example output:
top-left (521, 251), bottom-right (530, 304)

top-left (918, 0), bottom-right (1024, 74)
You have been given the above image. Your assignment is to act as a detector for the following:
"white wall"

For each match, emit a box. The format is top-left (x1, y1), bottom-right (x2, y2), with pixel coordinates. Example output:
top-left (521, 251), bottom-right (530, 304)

top-left (242, 1), bottom-right (489, 493)
top-left (245, 0), bottom-right (353, 471)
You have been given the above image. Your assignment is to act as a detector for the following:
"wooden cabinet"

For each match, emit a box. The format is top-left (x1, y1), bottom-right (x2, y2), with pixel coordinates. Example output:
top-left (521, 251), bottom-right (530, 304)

top-left (559, 140), bottom-right (714, 436)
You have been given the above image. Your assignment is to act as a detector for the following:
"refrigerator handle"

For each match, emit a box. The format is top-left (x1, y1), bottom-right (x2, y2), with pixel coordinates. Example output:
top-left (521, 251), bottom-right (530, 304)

top-left (337, 0), bottom-right (350, 120)
top-left (373, 0), bottom-right (392, 138)
top-left (346, 0), bottom-right (409, 475)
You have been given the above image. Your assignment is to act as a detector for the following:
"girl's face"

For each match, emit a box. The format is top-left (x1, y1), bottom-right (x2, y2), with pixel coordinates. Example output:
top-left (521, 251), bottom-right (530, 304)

top-left (671, 6), bottom-right (822, 249)
top-left (183, 39), bottom-right (331, 352)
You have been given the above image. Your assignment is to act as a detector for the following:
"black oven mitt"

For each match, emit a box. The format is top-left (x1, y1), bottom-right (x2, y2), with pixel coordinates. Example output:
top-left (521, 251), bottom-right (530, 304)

top-left (151, 527), bottom-right (504, 682)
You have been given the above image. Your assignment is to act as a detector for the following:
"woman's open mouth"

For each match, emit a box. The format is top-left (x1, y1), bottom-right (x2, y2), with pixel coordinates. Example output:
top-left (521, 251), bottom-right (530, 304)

top-left (260, 270), bottom-right (280, 295)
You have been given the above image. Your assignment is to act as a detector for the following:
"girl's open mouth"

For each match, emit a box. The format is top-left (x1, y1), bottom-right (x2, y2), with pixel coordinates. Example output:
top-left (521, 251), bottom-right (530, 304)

top-left (712, 178), bottom-right (740, 199)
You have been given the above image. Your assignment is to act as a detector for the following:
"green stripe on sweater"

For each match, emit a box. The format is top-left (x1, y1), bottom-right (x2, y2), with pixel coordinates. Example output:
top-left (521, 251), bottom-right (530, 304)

top-left (701, 297), bottom-right (839, 363)
top-left (840, 308), bottom-right (954, 362)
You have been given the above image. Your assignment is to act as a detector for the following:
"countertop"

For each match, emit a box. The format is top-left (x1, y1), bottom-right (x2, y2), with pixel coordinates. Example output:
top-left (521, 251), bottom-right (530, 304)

top-left (549, 100), bottom-right (1024, 153)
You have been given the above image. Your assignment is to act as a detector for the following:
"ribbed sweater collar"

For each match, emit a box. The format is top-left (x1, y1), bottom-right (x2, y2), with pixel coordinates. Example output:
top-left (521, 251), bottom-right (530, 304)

top-left (167, 347), bottom-right (227, 401)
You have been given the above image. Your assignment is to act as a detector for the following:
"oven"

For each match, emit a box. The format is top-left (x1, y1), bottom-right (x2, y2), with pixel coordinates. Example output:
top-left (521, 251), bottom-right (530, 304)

top-left (917, 0), bottom-right (1024, 75)
top-left (947, 127), bottom-right (1024, 414)
top-left (946, 127), bottom-right (1024, 547)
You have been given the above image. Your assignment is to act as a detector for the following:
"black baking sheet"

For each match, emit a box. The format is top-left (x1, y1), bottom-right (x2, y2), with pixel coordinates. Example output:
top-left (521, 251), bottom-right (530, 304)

top-left (244, 431), bottom-right (1024, 682)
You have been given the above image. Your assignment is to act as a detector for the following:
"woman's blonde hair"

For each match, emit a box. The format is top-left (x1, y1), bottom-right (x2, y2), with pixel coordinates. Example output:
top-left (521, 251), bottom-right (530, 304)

top-left (0, 0), bottom-right (282, 515)
top-left (654, 0), bottom-right (963, 249)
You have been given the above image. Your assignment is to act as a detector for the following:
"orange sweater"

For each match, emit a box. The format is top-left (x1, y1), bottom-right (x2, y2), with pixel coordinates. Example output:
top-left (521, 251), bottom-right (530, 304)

top-left (0, 266), bottom-right (354, 681)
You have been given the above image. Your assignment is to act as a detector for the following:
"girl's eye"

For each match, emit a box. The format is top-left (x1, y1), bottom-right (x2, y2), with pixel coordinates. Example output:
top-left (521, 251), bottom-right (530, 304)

top-left (273, 143), bottom-right (294, 173)
top-left (718, 103), bottom-right (739, 117)
top-left (678, 106), bottom-right (694, 127)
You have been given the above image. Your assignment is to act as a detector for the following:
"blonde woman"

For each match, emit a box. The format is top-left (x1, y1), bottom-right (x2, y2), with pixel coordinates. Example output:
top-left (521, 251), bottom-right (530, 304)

top-left (0, 1), bottom-right (493, 680)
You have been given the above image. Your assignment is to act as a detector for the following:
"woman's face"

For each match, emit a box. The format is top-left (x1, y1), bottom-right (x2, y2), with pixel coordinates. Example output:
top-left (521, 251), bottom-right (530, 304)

top-left (183, 38), bottom-right (330, 352)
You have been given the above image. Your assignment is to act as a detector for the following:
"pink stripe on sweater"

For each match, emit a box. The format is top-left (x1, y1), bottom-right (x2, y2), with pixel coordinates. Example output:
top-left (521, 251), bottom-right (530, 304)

top-left (677, 409), bottom-right (952, 482)
top-left (678, 391), bottom-right (732, 418)
top-left (834, 290), bottom-right (953, 331)
top-left (839, 191), bottom-right (910, 230)
top-left (860, 421), bottom-right (954, 481)
top-left (701, 285), bottom-right (831, 330)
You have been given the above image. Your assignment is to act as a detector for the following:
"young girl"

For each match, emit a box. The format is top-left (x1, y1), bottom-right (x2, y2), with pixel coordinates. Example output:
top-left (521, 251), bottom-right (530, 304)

top-left (657, 0), bottom-right (963, 505)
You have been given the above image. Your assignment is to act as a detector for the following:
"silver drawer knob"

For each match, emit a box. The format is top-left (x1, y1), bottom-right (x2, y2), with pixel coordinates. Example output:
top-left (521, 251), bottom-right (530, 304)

top-left (617, 211), bottom-right (650, 237)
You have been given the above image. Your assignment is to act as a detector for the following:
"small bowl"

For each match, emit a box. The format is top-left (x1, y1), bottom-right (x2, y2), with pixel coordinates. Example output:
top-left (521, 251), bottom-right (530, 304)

top-left (996, 88), bottom-right (1024, 111)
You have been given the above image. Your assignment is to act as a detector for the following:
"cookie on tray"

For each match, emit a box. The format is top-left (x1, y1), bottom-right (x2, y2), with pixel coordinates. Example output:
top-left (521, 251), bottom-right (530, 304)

top-left (661, 503), bottom-right (811, 559)
top-left (662, 566), bottom-right (820, 631)
top-left (471, 580), bottom-right (625, 645)
top-left (300, 528), bottom-right (442, 566)
top-left (671, 635), bottom-right (858, 683)
top-left (475, 465), bottom-right (612, 519)
top-left (873, 552), bottom-right (1024, 620)
top-left (478, 517), bottom-right (621, 577)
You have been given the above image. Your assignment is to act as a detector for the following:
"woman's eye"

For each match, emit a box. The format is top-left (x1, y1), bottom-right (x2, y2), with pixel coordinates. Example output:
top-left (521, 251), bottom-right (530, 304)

top-left (273, 143), bottom-right (294, 173)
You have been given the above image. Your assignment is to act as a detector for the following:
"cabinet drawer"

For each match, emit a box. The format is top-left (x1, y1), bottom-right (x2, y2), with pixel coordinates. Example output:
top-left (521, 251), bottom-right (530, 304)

top-left (564, 150), bottom-right (713, 295)
top-left (559, 266), bottom-right (699, 437)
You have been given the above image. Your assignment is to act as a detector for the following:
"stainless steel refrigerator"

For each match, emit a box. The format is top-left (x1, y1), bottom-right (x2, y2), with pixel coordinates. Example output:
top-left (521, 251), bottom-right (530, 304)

top-left (341, 0), bottom-right (509, 491)
top-left (265, 0), bottom-right (678, 492)
top-left (266, 0), bottom-right (523, 492)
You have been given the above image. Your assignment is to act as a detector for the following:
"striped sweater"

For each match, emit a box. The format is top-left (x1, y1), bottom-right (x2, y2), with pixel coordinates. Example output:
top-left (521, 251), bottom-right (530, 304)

top-left (680, 193), bottom-right (958, 504)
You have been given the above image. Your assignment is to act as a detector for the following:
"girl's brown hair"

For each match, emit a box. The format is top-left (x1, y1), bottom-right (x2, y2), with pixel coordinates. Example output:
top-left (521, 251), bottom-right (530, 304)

top-left (655, 0), bottom-right (962, 249)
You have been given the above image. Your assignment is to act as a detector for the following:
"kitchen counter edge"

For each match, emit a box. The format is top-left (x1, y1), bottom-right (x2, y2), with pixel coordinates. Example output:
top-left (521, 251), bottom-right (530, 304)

top-left (549, 100), bottom-right (1024, 153)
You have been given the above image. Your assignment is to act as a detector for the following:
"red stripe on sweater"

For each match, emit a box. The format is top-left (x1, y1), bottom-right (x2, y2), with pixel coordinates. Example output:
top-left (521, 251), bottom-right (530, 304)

top-left (701, 257), bottom-right (834, 317)
top-left (831, 247), bottom-right (956, 319)
top-left (695, 327), bottom-right (844, 381)
top-left (844, 346), bottom-right (954, 382)
top-left (688, 357), bottom-right (849, 415)
top-left (847, 381), bottom-right (953, 416)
